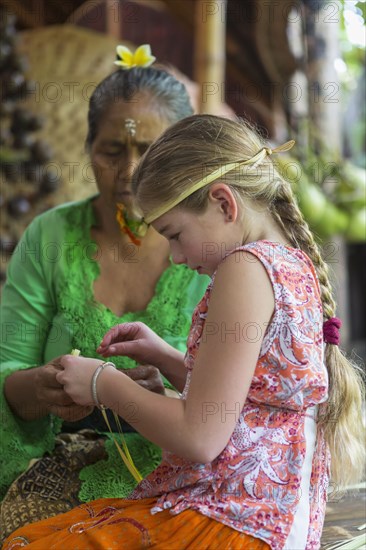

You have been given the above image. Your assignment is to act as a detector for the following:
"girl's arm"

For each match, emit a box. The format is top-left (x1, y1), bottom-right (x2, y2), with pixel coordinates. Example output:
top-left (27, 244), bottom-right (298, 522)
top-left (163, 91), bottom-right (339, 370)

top-left (60, 252), bottom-right (274, 463)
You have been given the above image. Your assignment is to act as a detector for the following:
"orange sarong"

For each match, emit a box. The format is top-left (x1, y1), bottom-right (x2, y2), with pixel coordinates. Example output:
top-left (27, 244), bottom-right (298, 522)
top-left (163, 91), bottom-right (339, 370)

top-left (3, 497), bottom-right (270, 549)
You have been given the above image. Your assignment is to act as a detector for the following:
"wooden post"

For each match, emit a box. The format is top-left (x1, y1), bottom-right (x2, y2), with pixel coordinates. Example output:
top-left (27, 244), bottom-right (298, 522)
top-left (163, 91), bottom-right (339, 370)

top-left (304, 4), bottom-right (342, 153)
top-left (106, 0), bottom-right (120, 39)
top-left (194, 0), bottom-right (227, 114)
top-left (303, 3), bottom-right (350, 346)
top-left (286, 8), bottom-right (309, 159)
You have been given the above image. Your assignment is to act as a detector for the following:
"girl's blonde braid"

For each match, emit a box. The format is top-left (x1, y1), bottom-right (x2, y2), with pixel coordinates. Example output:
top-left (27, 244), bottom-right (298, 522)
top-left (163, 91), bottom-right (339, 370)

top-left (270, 177), bottom-right (365, 487)
top-left (269, 179), bottom-right (336, 316)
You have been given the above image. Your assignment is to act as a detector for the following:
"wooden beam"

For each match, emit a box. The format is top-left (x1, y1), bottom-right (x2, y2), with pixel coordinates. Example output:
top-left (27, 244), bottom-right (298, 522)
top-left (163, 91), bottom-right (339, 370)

top-left (106, 0), bottom-right (120, 39)
top-left (303, 3), bottom-right (350, 346)
top-left (163, 0), bottom-right (195, 31)
top-left (1, 0), bottom-right (43, 27)
top-left (194, 0), bottom-right (227, 114)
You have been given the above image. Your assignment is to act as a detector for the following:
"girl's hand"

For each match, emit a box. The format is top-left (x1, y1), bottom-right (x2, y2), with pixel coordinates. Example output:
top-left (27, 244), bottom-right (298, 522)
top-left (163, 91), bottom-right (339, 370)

top-left (97, 322), bottom-right (168, 367)
top-left (56, 355), bottom-right (102, 406)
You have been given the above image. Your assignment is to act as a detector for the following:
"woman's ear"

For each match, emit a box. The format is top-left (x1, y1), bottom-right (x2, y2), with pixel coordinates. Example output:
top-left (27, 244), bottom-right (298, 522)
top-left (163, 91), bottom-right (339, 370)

top-left (208, 183), bottom-right (238, 222)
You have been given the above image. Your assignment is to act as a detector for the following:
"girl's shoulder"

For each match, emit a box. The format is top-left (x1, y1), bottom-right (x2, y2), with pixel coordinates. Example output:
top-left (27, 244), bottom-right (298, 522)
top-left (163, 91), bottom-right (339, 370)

top-left (222, 240), bottom-right (317, 281)
top-left (211, 240), bottom-right (322, 306)
top-left (231, 240), bottom-right (310, 264)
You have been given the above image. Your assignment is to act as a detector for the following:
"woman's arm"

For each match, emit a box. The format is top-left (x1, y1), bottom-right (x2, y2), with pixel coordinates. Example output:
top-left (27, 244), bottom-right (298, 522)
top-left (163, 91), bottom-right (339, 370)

top-left (4, 366), bottom-right (57, 420)
top-left (1, 219), bottom-right (92, 422)
top-left (4, 363), bottom-right (93, 422)
top-left (59, 252), bottom-right (274, 462)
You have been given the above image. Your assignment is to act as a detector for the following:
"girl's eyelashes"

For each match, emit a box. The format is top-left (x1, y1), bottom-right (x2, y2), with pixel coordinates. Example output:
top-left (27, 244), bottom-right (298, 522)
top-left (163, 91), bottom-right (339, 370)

top-left (169, 233), bottom-right (180, 241)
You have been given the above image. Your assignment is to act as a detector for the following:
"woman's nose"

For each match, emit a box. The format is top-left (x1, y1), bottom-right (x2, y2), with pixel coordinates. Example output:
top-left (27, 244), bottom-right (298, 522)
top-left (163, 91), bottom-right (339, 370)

top-left (117, 146), bottom-right (140, 181)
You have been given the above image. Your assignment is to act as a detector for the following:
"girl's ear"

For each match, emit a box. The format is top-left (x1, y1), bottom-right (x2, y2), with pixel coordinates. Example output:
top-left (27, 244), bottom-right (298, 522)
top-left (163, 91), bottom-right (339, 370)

top-left (208, 183), bottom-right (238, 222)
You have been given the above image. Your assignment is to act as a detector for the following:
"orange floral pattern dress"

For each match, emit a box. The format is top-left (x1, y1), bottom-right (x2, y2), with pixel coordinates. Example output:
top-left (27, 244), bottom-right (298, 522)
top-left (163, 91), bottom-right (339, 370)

top-left (3, 241), bottom-right (329, 550)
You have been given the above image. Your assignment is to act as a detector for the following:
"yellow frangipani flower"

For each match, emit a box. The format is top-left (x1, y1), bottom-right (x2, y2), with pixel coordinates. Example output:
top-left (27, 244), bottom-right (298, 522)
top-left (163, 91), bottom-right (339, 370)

top-left (114, 44), bottom-right (156, 69)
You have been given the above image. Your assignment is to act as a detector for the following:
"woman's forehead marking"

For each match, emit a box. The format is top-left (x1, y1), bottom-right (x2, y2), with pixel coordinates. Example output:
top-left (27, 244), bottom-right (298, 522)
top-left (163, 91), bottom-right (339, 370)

top-left (125, 118), bottom-right (139, 139)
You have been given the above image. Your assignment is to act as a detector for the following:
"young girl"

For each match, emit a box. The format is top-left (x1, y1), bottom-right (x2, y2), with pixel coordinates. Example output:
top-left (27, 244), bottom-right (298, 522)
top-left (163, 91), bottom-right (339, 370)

top-left (4, 115), bottom-right (364, 550)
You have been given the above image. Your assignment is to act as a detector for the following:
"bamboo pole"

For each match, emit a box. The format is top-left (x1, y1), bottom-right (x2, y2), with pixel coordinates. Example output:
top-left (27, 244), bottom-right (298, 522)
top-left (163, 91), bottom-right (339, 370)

top-left (285, 9), bottom-right (309, 160)
top-left (106, 0), bottom-right (120, 39)
top-left (194, 0), bottom-right (227, 114)
top-left (303, 3), bottom-right (350, 346)
top-left (304, 5), bottom-right (342, 153)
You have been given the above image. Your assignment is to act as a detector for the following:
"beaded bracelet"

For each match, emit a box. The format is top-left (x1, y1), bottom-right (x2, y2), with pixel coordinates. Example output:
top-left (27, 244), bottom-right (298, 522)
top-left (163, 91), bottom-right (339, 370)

top-left (91, 361), bottom-right (116, 409)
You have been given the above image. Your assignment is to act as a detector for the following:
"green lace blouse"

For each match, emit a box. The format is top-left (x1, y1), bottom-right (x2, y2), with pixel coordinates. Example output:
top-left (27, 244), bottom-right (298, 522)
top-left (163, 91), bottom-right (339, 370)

top-left (0, 197), bottom-right (209, 501)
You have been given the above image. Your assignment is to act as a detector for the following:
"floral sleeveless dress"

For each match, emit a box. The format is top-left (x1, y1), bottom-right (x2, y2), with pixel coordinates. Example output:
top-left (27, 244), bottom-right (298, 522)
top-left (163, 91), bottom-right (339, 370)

top-left (130, 241), bottom-right (330, 550)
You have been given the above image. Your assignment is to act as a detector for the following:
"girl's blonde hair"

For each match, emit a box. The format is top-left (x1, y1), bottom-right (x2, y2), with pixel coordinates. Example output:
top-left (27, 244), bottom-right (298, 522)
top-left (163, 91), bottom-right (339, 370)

top-left (132, 114), bottom-right (365, 488)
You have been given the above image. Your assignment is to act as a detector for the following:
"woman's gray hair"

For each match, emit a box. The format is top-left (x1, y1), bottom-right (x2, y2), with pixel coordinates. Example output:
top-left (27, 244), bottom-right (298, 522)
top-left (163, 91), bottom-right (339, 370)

top-left (85, 67), bottom-right (194, 150)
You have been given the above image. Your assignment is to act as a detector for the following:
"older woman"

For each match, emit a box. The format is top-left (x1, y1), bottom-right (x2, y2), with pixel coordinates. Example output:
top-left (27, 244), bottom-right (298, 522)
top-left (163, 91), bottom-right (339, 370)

top-left (0, 48), bottom-right (208, 538)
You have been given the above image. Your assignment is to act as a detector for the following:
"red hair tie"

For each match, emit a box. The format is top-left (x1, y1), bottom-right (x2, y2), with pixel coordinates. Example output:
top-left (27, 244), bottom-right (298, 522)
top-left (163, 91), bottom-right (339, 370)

top-left (323, 317), bottom-right (342, 345)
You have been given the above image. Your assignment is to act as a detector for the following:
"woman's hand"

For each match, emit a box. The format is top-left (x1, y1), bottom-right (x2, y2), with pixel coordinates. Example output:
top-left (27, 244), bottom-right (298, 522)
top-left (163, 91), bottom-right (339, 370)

top-left (35, 357), bottom-right (94, 421)
top-left (97, 322), bottom-right (168, 367)
top-left (123, 364), bottom-right (165, 395)
top-left (56, 355), bottom-right (103, 407)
